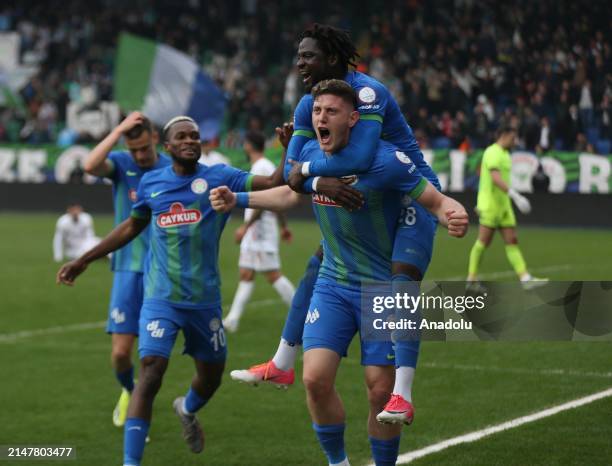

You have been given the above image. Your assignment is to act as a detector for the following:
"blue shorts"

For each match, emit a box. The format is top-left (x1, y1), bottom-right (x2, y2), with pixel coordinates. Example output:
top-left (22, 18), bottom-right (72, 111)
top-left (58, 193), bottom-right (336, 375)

top-left (392, 197), bottom-right (437, 276)
top-left (106, 271), bottom-right (143, 335)
top-left (302, 282), bottom-right (395, 366)
top-left (138, 300), bottom-right (227, 363)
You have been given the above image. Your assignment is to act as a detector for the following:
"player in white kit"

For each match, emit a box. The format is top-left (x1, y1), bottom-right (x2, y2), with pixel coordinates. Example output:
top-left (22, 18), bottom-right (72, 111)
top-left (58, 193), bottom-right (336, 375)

top-left (223, 131), bottom-right (295, 333)
top-left (53, 203), bottom-right (101, 262)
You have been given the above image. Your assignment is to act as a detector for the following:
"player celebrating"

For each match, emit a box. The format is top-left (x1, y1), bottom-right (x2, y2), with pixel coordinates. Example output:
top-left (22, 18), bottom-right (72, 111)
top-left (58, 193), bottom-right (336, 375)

top-left (467, 126), bottom-right (548, 289)
top-left (53, 203), bottom-right (102, 262)
top-left (211, 81), bottom-right (468, 466)
top-left (224, 131), bottom-right (295, 333)
top-left (232, 24), bottom-right (440, 426)
top-left (82, 112), bottom-right (171, 428)
top-left (57, 116), bottom-right (293, 466)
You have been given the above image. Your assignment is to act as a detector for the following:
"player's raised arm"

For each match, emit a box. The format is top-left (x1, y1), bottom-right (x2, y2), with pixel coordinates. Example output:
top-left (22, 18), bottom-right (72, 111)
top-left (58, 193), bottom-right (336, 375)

top-left (56, 216), bottom-right (150, 286)
top-left (83, 111), bottom-right (146, 177)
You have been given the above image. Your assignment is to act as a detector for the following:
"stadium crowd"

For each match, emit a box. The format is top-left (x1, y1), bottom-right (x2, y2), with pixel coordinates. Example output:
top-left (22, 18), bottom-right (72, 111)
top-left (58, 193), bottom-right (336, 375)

top-left (1, 0), bottom-right (610, 153)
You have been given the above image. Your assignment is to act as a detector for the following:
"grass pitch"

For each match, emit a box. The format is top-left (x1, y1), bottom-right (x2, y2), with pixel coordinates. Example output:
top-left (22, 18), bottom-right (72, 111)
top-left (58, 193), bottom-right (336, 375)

top-left (0, 213), bottom-right (611, 465)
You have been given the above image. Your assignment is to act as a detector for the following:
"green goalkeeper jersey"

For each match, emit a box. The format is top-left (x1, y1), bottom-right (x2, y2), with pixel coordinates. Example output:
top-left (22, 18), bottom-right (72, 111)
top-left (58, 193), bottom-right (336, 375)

top-left (477, 143), bottom-right (512, 212)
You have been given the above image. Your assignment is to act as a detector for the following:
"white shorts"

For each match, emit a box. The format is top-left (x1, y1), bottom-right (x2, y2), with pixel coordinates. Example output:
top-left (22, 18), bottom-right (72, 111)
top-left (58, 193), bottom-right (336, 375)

top-left (239, 249), bottom-right (281, 272)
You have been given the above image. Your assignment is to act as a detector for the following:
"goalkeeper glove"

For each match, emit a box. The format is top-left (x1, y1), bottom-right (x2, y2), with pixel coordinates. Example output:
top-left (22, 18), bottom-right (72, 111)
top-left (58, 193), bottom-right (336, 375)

top-left (508, 188), bottom-right (531, 214)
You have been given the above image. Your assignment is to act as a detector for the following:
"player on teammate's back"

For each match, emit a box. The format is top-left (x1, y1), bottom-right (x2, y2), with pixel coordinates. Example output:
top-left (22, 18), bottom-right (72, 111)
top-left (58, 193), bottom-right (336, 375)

top-left (212, 80), bottom-right (468, 466)
top-left (232, 24), bottom-right (442, 428)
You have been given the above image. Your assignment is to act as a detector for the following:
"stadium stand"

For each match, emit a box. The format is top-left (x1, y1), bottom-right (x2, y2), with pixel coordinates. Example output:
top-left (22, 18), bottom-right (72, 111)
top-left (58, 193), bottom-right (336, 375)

top-left (0, 0), bottom-right (610, 153)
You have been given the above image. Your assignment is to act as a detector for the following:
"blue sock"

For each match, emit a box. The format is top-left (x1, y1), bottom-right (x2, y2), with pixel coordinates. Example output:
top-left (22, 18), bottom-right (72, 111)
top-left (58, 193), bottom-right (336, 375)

top-left (116, 366), bottom-right (135, 392)
top-left (123, 417), bottom-right (150, 466)
top-left (313, 423), bottom-right (346, 464)
top-left (369, 436), bottom-right (401, 466)
top-left (184, 387), bottom-right (209, 414)
top-left (392, 273), bottom-right (420, 368)
top-left (281, 254), bottom-right (321, 345)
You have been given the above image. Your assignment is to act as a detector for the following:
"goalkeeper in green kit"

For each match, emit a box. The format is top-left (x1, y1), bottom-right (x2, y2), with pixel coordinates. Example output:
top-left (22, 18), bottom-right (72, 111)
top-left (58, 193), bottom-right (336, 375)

top-left (467, 126), bottom-right (548, 290)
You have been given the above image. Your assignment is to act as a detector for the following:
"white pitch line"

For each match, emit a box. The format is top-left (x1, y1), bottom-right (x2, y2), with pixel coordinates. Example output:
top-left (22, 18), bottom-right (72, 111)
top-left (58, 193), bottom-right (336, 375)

top-left (0, 298), bottom-right (282, 344)
top-left (421, 361), bottom-right (612, 379)
top-left (437, 263), bottom-right (572, 281)
top-left (373, 387), bottom-right (612, 465)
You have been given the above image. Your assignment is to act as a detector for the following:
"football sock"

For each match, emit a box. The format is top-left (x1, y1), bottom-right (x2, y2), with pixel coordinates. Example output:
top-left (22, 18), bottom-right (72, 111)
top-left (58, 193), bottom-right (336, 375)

top-left (468, 239), bottom-right (486, 277)
top-left (271, 338), bottom-right (299, 371)
top-left (183, 388), bottom-right (209, 415)
top-left (281, 254), bottom-right (321, 345)
top-left (226, 280), bottom-right (254, 321)
top-left (505, 244), bottom-right (527, 277)
top-left (369, 436), bottom-right (401, 466)
top-left (313, 423), bottom-right (347, 465)
top-left (392, 366), bottom-right (415, 402)
top-left (116, 366), bottom-right (135, 393)
top-left (392, 273), bottom-right (420, 369)
top-left (272, 275), bottom-right (296, 306)
top-left (123, 417), bottom-right (149, 466)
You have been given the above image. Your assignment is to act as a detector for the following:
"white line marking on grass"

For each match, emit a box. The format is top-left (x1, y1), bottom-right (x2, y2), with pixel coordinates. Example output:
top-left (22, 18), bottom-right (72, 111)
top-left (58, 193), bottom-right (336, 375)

top-left (437, 264), bottom-right (572, 281)
top-left (375, 387), bottom-right (612, 465)
top-left (0, 298), bottom-right (281, 343)
top-left (0, 320), bottom-right (107, 343)
top-left (421, 362), bottom-right (612, 379)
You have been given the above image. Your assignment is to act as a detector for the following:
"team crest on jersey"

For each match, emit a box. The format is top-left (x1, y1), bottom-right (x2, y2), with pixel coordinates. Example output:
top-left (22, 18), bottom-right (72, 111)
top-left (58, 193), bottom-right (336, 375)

top-left (191, 178), bottom-right (208, 194)
top-left (157, 203), bottom-right (202, 228)
top-left (395, 151), bottom-right (413, 164)
top-left (209, 318), bottom-right (221, 332)
top-left (312, 193), bottom-right (340, 207)
top-left (129, 189), bottom-right (137, 202)
top-left (358, 87), bottom-right (376, 104)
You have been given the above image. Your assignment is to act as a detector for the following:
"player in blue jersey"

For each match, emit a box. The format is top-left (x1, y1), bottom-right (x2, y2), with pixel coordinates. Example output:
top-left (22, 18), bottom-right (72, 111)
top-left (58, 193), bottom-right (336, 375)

top-left (82, 112), bottom-right (171, 428)
top-left (210, 80), bottom-right (468, 466)
top-left (57, 116), bottom-right (291, 466)
top-left (232, 24), bottom-right (440, 425)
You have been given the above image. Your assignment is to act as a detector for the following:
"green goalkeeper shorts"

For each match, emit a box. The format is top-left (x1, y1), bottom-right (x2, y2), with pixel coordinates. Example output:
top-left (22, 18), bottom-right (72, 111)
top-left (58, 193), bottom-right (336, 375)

top-left (478, 206), bottom-right (516, 228)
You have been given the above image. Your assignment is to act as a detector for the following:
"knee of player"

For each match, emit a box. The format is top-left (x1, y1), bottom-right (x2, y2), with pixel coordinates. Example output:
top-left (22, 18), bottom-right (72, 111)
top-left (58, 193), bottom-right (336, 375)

top-left (139, 357), bottom-right (167, 391)
top-left (367, 385), bottom-right (393, 409)
top-left (302, 373), bottom-right (333, 399)
top-left (265, 271), bottom-right (282, 284)
top-left (111, 346), bottom-right (132, 364)
top-left (391, 263), bottom-right (422, 281)
top-left (239, 269), bottom-right (255, 281)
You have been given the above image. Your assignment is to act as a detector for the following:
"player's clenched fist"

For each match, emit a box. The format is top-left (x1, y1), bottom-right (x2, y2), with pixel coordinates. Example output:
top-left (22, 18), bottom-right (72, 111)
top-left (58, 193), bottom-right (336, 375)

top-left (445, 209), bottom-right (469, 238)
top-left (56, 259), bottom-right (88, 286)
top-left (209, 186), bottom-right (237, 213)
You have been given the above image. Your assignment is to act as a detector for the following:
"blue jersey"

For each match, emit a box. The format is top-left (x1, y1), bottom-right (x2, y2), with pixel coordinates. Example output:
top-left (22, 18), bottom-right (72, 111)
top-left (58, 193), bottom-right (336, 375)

top-left (299, 139), bottom-right (427, 287)
top-left (107, 151), bottom-right (171, 272)
top-left (287, 71), bottom-right (440, 190)
top-left (131, 164), bottom-right (253, 309)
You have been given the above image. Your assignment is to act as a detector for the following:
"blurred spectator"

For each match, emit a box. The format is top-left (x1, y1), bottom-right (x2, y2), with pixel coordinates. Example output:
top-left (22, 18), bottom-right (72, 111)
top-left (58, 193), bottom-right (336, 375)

top-left (532, 162), bottom-right (551, 193)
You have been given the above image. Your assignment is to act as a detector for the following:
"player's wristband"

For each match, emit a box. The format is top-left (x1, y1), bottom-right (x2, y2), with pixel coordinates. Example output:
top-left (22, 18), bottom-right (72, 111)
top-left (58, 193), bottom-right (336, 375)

top-left (301, 161), bottom-right (311, 176)
top-left (311, 176), bottom-right (321, 192)
top-left (235, 192), bottom-right (250, 208)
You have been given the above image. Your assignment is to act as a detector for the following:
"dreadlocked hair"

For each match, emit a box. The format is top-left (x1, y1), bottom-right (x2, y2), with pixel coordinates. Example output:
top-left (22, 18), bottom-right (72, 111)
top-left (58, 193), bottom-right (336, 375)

top-left (301, 23), bottom-right (360, 71)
